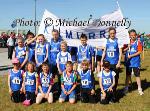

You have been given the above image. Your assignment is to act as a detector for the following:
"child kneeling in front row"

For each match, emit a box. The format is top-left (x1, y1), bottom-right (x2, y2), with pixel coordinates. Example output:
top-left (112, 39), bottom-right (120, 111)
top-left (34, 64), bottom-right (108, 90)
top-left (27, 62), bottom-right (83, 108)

top-left (36, 62), bottom-right (53, 104)
top-left (79, 60), bottom-right (95, 103)
top-left (98, 61), bottom-right (116, 104)
top-left (59, 61), bottom-right (77, 104)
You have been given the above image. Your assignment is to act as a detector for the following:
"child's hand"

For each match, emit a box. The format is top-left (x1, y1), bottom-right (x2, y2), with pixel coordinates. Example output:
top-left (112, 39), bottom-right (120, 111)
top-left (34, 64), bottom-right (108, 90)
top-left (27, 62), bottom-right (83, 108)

top-left (91, 89), bottom-right (95, 95)
top-left (67, 91), bottom-right (72, 95)
top-left (41, 92), bottom-right (45, 98)
top-left (108, 87), bottom-right (113, 92)
top-left (20, 88), bottom-right (23, 94)
top-left (45, 93), bottom-right (49, 99)
top-left (9, 88), bottom-right (12, 96)
top-left (102, 92), bottom-right (106, 100)
top-left (35, 90), bottom-right (38, 95)
top-left (64, 90), bottom-right (68, 95)
top-left (116, 63), bottom-right (120, 69)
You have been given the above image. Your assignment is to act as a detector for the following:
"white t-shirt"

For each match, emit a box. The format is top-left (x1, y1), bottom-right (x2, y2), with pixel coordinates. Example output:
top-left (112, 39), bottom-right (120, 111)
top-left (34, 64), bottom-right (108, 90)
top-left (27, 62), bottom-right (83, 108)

top-left (103, 38), bottom-right (123, 49)
top-left (97, 70), bottom-right (116, 78)
top-left (56, 51), bottom-right (72, 63)
top-left (7, 37), bottom-right (14, 46)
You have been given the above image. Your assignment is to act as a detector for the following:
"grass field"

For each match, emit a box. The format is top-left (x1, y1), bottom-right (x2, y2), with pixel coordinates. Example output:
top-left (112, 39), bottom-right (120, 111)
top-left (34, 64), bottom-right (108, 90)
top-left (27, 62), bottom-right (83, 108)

top-left (0, 50), bottom-right (150, 111)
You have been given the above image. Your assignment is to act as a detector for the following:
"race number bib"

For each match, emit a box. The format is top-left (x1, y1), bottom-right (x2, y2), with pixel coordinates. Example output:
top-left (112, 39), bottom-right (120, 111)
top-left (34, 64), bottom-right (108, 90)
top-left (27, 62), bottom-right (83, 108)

top-left (42, 78), bottom-right (49, 87)
top-left (37, 48), bottom-right (43, 54)
top-left (18, 50), bottom-right (25, 57)
top-left (25, 79), bottom-right (34, 85)
top-left (81, 52), bottom-right (86, 60)
top-left (107, 52), bottom-right (114, 57)
top-left (81, 79), bottom-right (89, 86)
top-left (12, 77), bottom-right (21, 84)
top-left (103, 78), bottom-right (111, 85)
top-left (60, 57), bottom-right (67, 64)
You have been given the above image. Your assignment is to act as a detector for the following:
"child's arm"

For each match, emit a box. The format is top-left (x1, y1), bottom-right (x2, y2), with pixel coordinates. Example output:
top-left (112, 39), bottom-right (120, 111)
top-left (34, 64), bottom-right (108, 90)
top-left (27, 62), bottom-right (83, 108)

top-left (35, 48), bottom-right (40, 66)
top-left (20, 71), bottom-right (24, 93)
top-left (99, 77), bottom-right (106, 98)
top-left (21, 50), bottom-right (28, 69)
top-left (35, 74), bottom-right (39, 95)
top-left (26, 36), bottom-right (38, 45)
top-left (44, 44), bottom-right (48, 62)
top-left (56, 53), bottom-right (63, 74)
top-left (116, 48), bottom-right (122, 68)
top-left (12, 48), bottom-right (16, 59)
top-left (8, 72), bottom-right (12, 95)
top-left (22, 73), bottom-right (26, 94)
top-left (108, 76), bottom-right (115, 92)
top-left (101, 47), bottom-right (106, 67)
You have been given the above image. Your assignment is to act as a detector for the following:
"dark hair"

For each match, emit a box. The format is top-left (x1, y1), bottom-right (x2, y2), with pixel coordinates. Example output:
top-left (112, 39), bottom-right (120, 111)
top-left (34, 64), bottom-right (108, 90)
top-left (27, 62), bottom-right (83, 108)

top-left (103, 60), bottom-right (110, 68)
top-left (52, 29), bottom-right (59, 33)
top-left (25, 62), bottom-right (36, 72)
top-left (41, 62), bottom-right (49, 68)
top-left (66, 61), bottom-right (73, 66)
top-left (108, 27), bottom-right (116, 33)
top-left (26, 32), bottom-right (34, 38)
top-left (129, 29), bottom-right (137, 34)
top-left (80, 33), bottom-right (87, 39)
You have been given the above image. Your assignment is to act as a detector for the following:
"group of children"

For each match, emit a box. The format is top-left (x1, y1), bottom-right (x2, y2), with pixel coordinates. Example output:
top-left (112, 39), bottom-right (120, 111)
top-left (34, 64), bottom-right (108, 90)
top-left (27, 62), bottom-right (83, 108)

top-left (8, 27), bottom-right (144, 105)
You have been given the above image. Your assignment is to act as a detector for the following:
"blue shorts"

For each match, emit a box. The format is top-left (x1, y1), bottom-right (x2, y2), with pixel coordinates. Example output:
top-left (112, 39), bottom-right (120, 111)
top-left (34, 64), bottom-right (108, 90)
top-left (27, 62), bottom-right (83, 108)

top-left (59, 90), bottom-right (76, 100)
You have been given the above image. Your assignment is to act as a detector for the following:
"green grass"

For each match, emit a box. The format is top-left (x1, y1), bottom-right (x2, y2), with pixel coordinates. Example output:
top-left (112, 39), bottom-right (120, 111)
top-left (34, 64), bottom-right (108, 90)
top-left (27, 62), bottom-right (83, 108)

top-left (0, 50), bottom-right (150, 111)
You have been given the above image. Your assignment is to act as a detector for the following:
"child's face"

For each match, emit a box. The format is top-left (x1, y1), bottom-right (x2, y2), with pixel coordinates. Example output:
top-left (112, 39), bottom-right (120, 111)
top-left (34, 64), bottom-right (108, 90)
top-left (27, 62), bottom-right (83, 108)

top-left (13, 63), bottom-right (20, 68)
top-left (28, 35), bottom-right (34, 40)
top-left (38, 36), bottom-right (44, 44)
top-left (42, 65), bottom-right (49, 73)
top-left (130, 32), bottom-right (137, 41)
top-left (82, 64), bottom-right (88, 70)
top-left (61, 43), bottom-right (67, 52)
top-left (18, 39), bottom-right (24, 47)
top-left (52, 31), bottom-right (59, 41)
top-left (109, 30), bottom-right (116, 39)
top-left (66, 64), bottom-right (73, 72)
top-left (104, 67), bottom-right (110, 72)
top-left (80, 38), bottom-right (87, 46)
top-left (27, 64), bottom-right (34, 72)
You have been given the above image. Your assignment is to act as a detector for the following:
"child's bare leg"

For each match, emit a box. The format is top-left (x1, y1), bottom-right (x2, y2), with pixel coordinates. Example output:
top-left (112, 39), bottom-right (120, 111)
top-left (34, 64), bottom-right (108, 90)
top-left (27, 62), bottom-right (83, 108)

top-left (69, 98), bottom-right (75, 104)
top-left (36, 93), bottom-right (43, 104)
top-left (48, 93), bottom-right (53, 103)
top-left (59, 98), bottom-right (65, 103)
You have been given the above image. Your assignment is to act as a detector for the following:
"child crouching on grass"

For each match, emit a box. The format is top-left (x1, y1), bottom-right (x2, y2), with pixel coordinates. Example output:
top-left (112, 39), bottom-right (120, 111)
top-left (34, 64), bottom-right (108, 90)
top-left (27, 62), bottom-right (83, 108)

top-left (36, 62), bottom-right (54, 104)
top-left (22, 62), bottom-right (38, 106)
top-left (98, 61), bottom-right (116, 104)
top-left (59, 61), bottom-right (77, 104)
top-left (8, 58), bottom-right (24, 103)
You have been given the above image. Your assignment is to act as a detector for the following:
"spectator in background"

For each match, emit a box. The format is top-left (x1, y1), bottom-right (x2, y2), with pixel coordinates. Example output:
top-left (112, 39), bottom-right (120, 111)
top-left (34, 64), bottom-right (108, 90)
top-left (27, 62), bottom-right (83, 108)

top-left (7, 33), bottom-right (15, 59)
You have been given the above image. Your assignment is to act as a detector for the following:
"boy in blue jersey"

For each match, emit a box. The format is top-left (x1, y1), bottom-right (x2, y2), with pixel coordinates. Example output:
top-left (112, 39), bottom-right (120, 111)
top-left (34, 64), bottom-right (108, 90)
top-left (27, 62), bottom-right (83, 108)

top-left (48, 29), bottom-right (62, 77)
top-left (98, 61), bottom-right (116, 104)
top-left (13, 38), bottom-right (28, 70)
top-left (8, 58), bottom-right (24, 103)
top-left (23, 62), bottom-right (38, 105)
top-left (124, 29), bottom-right (144, 95)
top-left (77, 34), bottom-right (95, 72)
top-left (101, 27), bottom-right (122, 92)
top-left (59, 61), bottom-right (77, 104)
top-left (36, 62), bottom-right (54, 104)
top-left (79, 60), bottom-right (95, 103)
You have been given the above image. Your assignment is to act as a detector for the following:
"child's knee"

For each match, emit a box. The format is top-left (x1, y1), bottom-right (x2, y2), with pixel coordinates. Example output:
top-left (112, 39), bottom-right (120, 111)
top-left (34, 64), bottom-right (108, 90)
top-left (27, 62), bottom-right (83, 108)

top-left (59, 98), bottom-right (64, 103)
top-left (69, 98), bottom-right (75, 104)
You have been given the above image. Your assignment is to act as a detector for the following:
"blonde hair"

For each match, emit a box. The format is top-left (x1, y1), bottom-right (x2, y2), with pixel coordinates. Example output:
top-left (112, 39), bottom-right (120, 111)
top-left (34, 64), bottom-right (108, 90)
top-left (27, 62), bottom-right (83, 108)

top-left (73, 62), bottom-right (78, 71)
top-left (61, 41), bottom-right (67, 47)
top-left (25, 62), bottom-right (36, 72)
top-left (81, 60), bottom-right (90, 67)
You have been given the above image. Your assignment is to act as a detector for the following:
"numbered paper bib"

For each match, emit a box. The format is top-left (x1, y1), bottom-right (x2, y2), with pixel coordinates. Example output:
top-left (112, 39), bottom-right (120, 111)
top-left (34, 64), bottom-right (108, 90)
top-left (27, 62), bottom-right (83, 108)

top-left (37, 48), bottom-right (43, 54)
top-left (12, 77), bottom-right (21, 84)
top-left (103, 78), bottom-right (112, 85)
top-left (107, 52), bottom-right (114, 57)
top-left (18, 50), bottom-right (25, 57)
top-left (42, 78), bottom-right (49, 87)
top-left (25, 79), bottom-right (34, 85)
top-left (60, 57), bottom-right (67, 64)
top-left (81, 79), bottom-right (89, 86)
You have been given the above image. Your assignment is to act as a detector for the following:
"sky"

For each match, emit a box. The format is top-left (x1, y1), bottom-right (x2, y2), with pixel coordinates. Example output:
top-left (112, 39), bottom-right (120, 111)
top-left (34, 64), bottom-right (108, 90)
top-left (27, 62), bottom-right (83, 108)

top-left (0, 0), bottom-right (150, 34)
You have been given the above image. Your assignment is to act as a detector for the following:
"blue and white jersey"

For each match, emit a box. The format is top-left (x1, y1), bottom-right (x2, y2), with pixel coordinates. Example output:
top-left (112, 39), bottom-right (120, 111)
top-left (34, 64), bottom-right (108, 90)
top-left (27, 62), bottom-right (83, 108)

top-left (9, 69), bottom-right (23, 91)
top-left (79, 70), bottom-right (93, 89)
top-left (105, 38), bottom-right (119, 65)
top-left (28, 42), bottom-right (36, 62)
top-left (56, 51), bottom-right (72, 72)
top-left (98, 70), bottom-right (116, 91)
top-left (15, 46), bottom-right (27, 64)
top-left (39, 72), bottom-right (52, 93)
top-left (77, 44), bottom-right (94, 63)
top-left (24, 72), bottom-right (37, 92)
top-left (61, 71), bottom-right (77, 91)
top-left (35, 43), bottom-right (48, 65)
top-left (48, 38), bottom-right (61, 65)
top-left (96, 49), bottom-right (103, 56)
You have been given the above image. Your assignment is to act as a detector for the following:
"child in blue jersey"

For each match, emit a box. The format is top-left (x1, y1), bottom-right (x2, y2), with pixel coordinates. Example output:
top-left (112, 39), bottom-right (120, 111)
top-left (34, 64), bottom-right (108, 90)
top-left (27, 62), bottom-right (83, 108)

top-left (48, 29), bottom-right (62, 77)
top-left (35, 34), bottom-right (48, 67)
top-left (101, 27), bottom-right (122, 91)
top-left (56, 41), bottom-right (72, 74)
top-left (98, 61), bottom-right (116, 104)
top-left (13, 38), bottom-right (28, 69)
top-left (79, 60), bottom-right (95, 103)
top-left (8, 58), bottom-right (24, 103)
top-left (77, 34), bottom-right (95, 72)
top-left (124, 29), bottom-right (144, 95)
top-left (25, 32), bottom-right (36, 62)
top-left (36, 62), bottom-right (54, 104)
top-left (59, 61), bottom-right (77, 104)
top-left (23, 62), bottom-right (38, 105)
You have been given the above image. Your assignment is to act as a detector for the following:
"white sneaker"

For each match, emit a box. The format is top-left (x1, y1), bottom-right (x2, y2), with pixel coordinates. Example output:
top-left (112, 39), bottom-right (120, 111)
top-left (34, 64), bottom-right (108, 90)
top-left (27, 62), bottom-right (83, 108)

top-left (138, 89), bottom-right (144, 95)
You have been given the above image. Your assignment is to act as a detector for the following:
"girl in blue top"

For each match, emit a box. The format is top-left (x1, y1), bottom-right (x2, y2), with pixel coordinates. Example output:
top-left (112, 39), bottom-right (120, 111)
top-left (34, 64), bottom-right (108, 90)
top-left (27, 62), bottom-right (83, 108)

top-left (23, 62), bottom-right (38, 105)
top-left (8, 58), bottom-right (24, 103)
top-left (36, 62), bottom-right (54, 104)
top-left (98, 61), bottom-right (116, 104)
